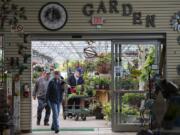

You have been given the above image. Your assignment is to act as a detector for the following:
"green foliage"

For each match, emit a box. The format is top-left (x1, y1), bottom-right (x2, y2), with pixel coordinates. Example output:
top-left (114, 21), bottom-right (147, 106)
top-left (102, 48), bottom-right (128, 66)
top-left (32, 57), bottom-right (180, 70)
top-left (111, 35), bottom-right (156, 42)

top-left (96, 53), bottom-right (111, 66)
top-left (83, 60), bottom-right (96, 72)
top-left (68, 60), bottom-right (84, 72)
top-left (84, 84), bottom-right (96, 97)
top-left (117, 78), bottom-right (139, 90)
top-left (76, 85), bottom-right (82, 95)
top-left (103, 102), bottom-right (111, 121)
top-left (122, 93), bottom-right (145, 107)
top-left (93, 76), bottom-right (101, 85)
top-left (33, 65), bottom-right (44, 72)
top-left (32, 71), bottom-right (40, 82)
top-left (92, 76), bottom-right (111, 89)
top-left (122, 104), bottom-right (139, 115)
top-left (140, 47), bottom-right (155, 82)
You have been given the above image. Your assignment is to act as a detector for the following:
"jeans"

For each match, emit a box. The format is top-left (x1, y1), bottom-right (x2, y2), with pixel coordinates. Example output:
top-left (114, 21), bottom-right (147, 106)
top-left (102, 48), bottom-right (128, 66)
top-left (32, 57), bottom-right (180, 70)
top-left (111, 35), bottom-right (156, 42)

top-left (49, 101), bottom-right (60, 131)
top-left (37, 97), bottom-right (51, 123)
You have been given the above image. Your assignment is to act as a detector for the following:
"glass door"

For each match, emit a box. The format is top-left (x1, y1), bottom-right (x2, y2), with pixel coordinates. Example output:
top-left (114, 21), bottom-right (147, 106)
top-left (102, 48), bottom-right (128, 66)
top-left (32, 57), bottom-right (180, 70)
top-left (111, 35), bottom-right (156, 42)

top-left (111, 40), bottom-right (161, 132)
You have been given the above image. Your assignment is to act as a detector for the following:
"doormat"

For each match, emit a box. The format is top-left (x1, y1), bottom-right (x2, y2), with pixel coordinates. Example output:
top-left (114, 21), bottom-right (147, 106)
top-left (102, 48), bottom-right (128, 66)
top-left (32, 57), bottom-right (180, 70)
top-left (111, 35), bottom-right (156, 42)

top-left (32, 128), bottom-right (95, 132)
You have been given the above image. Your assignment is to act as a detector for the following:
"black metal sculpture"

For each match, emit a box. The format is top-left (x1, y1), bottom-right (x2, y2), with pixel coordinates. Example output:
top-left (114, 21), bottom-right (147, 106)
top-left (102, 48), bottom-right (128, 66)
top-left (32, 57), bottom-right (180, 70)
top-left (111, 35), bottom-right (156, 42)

top-left (0, 0), bottom-right (27, 29)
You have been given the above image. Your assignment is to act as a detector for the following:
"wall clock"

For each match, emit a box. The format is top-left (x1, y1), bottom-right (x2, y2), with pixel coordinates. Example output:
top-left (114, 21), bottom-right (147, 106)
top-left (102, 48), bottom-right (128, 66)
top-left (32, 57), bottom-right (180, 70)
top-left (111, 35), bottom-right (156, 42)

top-left (39, 2), bottom-right (68, 31)
top-left (171, 11), bottom-right (180, 32)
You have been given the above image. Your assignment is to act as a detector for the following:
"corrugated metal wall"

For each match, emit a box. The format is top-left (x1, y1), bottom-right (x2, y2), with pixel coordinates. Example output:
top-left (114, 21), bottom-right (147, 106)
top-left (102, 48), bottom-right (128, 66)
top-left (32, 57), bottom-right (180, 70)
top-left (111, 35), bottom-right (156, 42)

top-left (1, 0), bottom-right (180, 132)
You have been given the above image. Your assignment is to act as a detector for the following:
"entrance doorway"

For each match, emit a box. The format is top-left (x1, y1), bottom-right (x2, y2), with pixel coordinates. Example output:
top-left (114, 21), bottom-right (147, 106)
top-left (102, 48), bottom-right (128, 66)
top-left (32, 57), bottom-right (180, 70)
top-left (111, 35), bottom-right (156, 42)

top-left (30, 37), bottom-right (165, 133)
top-left (31, 40), bottom-right (112, 132)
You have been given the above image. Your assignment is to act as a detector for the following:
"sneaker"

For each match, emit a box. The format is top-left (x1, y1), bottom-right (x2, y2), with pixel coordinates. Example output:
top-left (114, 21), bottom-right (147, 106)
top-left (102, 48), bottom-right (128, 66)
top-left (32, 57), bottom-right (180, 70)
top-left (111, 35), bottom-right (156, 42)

top-left (55, 130), bottom-right (59, 134)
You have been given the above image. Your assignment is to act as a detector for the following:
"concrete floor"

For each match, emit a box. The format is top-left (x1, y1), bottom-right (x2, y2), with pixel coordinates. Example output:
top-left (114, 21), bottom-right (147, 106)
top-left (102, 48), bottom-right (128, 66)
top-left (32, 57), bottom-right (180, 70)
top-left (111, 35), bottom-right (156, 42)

top-left (31, 99), bottom-right (137, 135)
top-left (32, 99), bottom-right (110, 129)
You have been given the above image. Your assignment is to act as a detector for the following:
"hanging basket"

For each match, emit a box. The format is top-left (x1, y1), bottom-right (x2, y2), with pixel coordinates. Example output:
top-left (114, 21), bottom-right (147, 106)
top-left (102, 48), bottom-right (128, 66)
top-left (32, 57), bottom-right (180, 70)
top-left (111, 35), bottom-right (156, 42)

top-left (96, 63), bottom-right (111, 74)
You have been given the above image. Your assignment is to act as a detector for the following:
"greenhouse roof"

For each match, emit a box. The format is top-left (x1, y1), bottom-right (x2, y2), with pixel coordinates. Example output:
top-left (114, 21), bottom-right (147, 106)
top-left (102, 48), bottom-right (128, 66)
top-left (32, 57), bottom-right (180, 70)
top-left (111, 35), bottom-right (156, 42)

top-left (32, 41), bottom-right (111, 62)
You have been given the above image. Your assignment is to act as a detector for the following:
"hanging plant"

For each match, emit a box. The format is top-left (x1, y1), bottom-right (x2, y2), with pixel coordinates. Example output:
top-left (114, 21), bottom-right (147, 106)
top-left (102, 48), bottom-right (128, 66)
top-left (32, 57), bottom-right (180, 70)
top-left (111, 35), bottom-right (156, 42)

top-left (96, 53), bottom-right (111, 74)
top-left (0, 0), bottom-right (27, 29)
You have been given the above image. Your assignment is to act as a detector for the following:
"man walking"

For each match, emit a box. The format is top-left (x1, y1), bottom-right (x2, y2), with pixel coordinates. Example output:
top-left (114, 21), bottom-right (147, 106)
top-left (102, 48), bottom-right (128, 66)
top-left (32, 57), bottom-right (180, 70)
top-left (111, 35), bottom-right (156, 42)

top-left (33, 71), bottom-right (51, 126)
top-left (46, 71), bottom-right (65, 134)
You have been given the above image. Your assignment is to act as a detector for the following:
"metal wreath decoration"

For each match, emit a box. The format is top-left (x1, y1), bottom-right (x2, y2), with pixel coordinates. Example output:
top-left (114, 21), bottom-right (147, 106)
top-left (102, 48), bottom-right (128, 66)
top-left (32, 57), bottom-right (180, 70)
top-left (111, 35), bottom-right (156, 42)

top-left (83, 46), bottom-right (98, 58)
top-left (0, 0), bottom-right (27, 29)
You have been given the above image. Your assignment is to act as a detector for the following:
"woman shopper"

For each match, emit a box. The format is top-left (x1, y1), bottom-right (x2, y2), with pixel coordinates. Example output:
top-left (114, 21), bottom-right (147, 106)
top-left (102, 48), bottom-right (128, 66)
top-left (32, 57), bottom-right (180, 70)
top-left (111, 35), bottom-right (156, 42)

top-left (46, 71), bottom-right (65, 134)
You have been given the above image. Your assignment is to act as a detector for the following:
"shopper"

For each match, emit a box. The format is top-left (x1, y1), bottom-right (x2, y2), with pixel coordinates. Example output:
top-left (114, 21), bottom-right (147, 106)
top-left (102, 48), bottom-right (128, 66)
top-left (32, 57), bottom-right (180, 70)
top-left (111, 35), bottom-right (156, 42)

top-left (46, 71), bottom-right (65, 134)
top-left (33, 71), bottom-right (51, 126)
top-left (68, 68), bottom-right (84, 86)
top-left (68, 68), bottom-right (84, 109)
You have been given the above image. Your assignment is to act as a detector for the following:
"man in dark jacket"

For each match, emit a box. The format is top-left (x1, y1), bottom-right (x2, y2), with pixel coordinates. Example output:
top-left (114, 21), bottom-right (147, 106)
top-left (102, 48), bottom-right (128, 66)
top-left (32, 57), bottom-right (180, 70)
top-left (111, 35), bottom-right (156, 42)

top-left (46, 71), bottom-right (64, 134)
top-left (68, 69), bottom-right (84, 109)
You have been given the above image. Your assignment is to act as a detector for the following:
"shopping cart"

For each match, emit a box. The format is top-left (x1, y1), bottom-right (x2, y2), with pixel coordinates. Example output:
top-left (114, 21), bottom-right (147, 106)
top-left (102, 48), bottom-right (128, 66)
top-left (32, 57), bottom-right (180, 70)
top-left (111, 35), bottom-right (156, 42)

top-left (62, 86), bottom-right (91, 121)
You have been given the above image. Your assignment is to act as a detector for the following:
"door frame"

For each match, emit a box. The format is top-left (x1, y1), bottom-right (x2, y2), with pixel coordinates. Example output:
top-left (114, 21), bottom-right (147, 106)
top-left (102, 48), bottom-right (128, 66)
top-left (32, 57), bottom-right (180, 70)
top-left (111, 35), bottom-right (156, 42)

top-left (111, 39), bottom-right (165, 132)
top-left (29, 33), bottom-right (166, 132)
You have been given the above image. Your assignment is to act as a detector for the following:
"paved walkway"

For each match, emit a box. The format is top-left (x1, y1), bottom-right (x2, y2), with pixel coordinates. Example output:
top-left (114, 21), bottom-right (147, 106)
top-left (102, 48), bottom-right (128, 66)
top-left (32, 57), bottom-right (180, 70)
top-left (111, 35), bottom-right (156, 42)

top-left (32, 99), bottom-right (110, 129)
top-left (28, 99), bottom-right (137, 135)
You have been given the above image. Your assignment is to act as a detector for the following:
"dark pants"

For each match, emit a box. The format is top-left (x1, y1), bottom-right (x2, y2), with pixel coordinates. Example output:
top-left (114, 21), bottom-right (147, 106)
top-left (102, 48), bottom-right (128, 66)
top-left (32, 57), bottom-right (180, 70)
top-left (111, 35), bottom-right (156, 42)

top-left (37, 97), bottom-right (51, 123)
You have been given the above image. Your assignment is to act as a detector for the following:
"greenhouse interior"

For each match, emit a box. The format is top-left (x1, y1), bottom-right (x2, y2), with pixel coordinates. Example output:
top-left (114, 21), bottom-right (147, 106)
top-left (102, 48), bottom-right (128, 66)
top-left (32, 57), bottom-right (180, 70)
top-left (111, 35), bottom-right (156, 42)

top-left (31, 40), bottom-right (164, 129)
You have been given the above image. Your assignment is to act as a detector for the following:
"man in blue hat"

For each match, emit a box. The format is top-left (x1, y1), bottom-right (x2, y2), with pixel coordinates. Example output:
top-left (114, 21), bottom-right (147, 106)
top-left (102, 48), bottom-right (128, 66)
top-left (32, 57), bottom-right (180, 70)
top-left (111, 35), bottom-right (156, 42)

top-left (67, 69), bottom-right (84, 109)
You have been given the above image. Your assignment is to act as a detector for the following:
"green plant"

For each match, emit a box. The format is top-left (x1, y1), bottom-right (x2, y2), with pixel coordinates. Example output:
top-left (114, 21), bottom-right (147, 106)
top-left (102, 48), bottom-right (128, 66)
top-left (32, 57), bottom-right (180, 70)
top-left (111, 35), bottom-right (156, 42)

top-left (32, 71), bottom-right (40, 82)
top-left (84, 84), bottom-right (96, 97)
top-left (99, 77), bottom-right (111, 89)
top-left (140, 47), bottom-right (155, 82)
top-left (122, 104), bottom-right (139, 115)
top-left (83, 60), bottom-right (96, 72)
top-left (76, 85), bottom-right (83, 95)
top-left (103, 102), bottom-right (111, 121)
top-left (122, 93), bottom-right (145, 107)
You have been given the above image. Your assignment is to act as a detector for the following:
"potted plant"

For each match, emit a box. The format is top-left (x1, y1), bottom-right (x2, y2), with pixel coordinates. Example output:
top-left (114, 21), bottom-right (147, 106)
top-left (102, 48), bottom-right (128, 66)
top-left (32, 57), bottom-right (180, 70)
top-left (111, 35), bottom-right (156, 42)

top-left (93, 101), bottom-right (104, 120)
top-left (93, 76), bottom-right (101, 89)
top-left (103, 102), bottom-right (111, 121)
top-left (99, 77), bottom-right (111, 90)
top-left (122, 104), bottom-right (139, 123)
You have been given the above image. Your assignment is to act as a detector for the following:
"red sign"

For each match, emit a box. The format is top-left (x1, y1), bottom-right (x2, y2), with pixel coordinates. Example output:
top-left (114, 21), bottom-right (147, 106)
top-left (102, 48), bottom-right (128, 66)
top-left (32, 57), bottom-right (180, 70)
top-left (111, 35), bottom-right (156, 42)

top-left (91, 16), bottom-right (104, 25)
